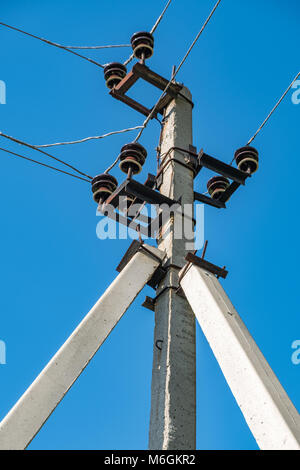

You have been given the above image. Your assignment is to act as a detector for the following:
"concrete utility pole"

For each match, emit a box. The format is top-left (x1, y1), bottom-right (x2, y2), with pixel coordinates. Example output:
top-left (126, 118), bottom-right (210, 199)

top-left (149, 87), bottom-right (196, 450)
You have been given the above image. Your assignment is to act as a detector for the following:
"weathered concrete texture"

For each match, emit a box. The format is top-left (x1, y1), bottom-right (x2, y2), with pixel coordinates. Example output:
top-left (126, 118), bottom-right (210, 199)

top-left (0, 245), bottom-right (164, 450)
top-left (181, 264), bottom-right (300, 450)
top-left (149, 87), bottom-right (196, 450)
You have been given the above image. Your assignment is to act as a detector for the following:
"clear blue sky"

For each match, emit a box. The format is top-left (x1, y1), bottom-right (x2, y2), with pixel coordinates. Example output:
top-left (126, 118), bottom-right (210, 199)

top-left (0, 0), bottom-right (299, 450)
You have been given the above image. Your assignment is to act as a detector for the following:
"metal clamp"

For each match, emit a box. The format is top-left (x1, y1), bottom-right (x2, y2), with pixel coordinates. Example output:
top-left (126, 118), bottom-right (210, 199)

top-left (179, 242), bottom-right (228, 284)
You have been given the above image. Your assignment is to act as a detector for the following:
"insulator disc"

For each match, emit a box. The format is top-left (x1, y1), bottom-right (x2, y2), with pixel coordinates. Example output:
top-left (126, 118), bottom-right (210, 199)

top-left (207, 175), bottom-right (230, 200)
top-left (103, 62), bottom-right (127, 89)
top-left (234, 146), bottom-right (259, 174)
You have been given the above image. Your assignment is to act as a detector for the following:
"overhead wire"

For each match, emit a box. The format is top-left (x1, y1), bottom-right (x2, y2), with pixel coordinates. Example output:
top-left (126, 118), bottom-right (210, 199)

top-left (0, 132), bottom-right (92, 179)
top-left (247, 71), bottom-right (300, 145)
top-left (33, 125), bottom-right (144, 148)
top-left (0, 1), bottom-right (224, 180)
top-left (150, 0), bottom-right (173, 34)
top-left (65, 44), bottom-right (131, 50)
top-left (124, 0), bottom-right (173, 66)
top-left (1, 3), bottom-right (297, 192)
top-left (104, 153), bottom-right (121, 174)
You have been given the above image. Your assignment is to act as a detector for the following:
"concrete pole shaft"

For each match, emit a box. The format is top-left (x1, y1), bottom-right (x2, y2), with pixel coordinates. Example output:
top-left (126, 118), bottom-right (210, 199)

top-left (149, 87), bottom-right (196, 450)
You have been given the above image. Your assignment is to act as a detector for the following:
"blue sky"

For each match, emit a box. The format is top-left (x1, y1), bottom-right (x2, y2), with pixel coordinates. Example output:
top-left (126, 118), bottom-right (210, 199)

top-left (0, 0), bottom-right (299, 450)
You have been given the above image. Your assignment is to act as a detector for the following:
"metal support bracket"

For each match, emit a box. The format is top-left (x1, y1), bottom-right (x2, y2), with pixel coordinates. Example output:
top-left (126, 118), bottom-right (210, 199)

top-left (110, 62), bottom-right (184, 118)
top-left (156, 146), bottom-right (251, 208)
top-left (103, 175), bottom-right (179, 210)
top-left (198, 150), bottom-right (249, 185)
top-left (197, 149), bottom-right (251, 205)
top-left (142, 284), bottom-right (186, 312)
top-left (194, 191), bottom-right (226, 209)
top-left (179, 251), bottom-right (228, 283)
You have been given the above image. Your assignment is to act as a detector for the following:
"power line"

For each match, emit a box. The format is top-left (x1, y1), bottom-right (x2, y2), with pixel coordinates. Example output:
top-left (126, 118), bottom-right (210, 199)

top-left (104, 153), bottom-right (121, 174)
top-left (123, 54), bottom-right (134, 68)
top-left (0, 147), bottom-right (90, 182)
top-left (0, 22), bottom-right (105, 69)
top-left (124, 0), bottom-right (173, 66)
top-left (134, 0), bottom-right (222, 143)
top-left (247, 71), bottom-right (300, 145)
top-left (34, 125), bottom-right (144, 148)
top-left (0, 132), bottom-right (92, 179)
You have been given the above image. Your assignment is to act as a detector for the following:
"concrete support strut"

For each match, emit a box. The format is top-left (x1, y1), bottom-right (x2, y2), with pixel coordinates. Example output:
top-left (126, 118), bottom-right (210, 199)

top-left (180, 264), bottom-right (300, 450)
top-left (0, 245), bottom-right (164, 450)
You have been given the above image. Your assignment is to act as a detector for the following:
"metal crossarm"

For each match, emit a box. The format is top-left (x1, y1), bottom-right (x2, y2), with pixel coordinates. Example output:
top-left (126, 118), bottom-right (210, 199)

top-left (110, 63), bottom-right (184, 118)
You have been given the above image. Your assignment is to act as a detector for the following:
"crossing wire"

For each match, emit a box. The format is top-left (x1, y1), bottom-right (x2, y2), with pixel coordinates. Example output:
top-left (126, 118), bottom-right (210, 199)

top-left (33, 126), bottom-right (144, 148)
top-left (64, 44), bottom-right (131, 50)
top-left (0, 21), bottom-right (105, 68)
top-left (0, 132), bottom-right (92, 179)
